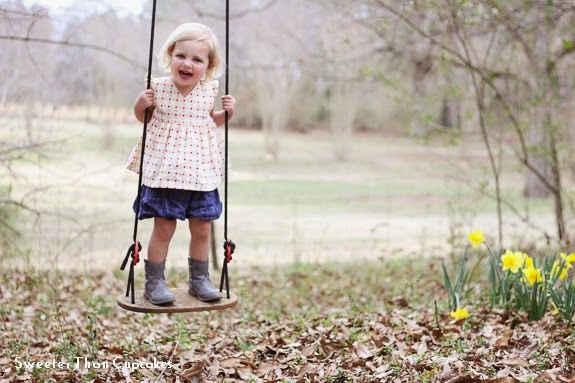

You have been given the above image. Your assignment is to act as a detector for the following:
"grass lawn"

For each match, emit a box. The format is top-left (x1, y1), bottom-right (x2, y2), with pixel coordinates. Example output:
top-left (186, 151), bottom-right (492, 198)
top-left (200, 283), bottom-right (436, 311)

top-left (0, 116), bottom-right (558, 271)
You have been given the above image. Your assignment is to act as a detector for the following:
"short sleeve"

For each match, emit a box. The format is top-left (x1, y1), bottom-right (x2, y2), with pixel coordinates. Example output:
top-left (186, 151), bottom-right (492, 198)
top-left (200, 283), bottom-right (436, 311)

top-left (211, 80), bottom-right (219, 97)
top-left (150, 77), bottom-right (158, 91)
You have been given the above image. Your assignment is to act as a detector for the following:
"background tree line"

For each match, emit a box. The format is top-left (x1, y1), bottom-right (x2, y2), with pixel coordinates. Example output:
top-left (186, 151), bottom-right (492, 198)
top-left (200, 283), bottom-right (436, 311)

top-left (2, 0), bottom-right (575, 250)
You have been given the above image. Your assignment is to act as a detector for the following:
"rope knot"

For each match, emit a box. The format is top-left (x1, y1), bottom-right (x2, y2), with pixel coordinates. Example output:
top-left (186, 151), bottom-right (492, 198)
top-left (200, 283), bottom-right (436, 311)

top-left (120, 240), bottom-right (142, 304)
top-left (223, 240), bottom-right (235, 262)
top-left (121, 240), bottom-right (142, 271)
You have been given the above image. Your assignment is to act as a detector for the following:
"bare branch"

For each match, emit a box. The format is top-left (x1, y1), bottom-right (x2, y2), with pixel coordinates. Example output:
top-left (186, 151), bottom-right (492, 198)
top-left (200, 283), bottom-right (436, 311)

top-left (23, 13), bottom-right (50, 81)
top-left (372, 0), bottom-right (557, 194)
top-left (0, 34), bottom-right (146, 70)
top-left (183, 0), bottom-right (281, 20)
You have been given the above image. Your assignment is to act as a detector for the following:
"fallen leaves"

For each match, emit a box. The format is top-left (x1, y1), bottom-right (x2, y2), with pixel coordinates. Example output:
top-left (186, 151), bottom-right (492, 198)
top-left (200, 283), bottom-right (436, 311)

top-left (0, 264), bottom-right (574, 382)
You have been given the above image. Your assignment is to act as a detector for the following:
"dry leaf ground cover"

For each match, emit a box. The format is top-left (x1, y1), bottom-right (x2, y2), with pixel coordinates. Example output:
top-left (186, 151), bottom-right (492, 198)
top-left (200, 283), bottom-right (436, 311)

top-left (1, 258), bottom-right (574, 383)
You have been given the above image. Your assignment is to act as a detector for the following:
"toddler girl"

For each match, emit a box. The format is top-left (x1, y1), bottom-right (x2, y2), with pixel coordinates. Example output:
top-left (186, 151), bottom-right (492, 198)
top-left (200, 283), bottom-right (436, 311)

top-left (127, 23), bottom-right (236, 304)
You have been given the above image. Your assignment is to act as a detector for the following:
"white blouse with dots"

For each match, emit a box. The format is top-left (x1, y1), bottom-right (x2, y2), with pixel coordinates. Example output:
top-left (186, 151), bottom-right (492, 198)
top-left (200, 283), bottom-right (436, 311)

top-left (127, 77), bottom-right (226, 192)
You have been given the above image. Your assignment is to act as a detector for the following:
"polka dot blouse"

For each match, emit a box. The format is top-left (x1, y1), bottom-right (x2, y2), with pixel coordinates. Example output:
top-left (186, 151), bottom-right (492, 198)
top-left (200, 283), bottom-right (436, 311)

top-left (127, 77), bottom-right (226, 191)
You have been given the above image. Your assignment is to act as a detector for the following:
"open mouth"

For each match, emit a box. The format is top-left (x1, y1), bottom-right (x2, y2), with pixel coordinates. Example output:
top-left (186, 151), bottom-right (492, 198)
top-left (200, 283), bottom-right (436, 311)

top-left (179, 70), bottom-right (193, 79)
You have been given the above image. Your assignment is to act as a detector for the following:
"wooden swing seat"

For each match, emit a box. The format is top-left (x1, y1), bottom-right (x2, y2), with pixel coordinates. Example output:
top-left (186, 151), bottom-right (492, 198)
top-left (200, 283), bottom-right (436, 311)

top-left (117, 288), bottom-right (238, 314)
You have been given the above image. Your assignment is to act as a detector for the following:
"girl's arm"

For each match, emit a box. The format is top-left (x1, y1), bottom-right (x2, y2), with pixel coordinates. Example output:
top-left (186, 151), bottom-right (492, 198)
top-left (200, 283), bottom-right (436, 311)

top-left (211, 94), bottom-right (236, 127)
top-left (134, 89), bottom-right (155, 123)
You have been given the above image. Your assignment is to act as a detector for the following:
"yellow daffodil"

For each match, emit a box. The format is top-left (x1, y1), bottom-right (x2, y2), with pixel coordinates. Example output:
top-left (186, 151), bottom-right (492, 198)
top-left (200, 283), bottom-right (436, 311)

top-left (450, 307), bottom-right (469, 320)
top-left (551, 260), bottom-right (570, 280)
top-left (501, 250), bottom-right (526, 273)
top-left (551, 302), bottom-right (560, 315)
top-left (561, 252), bottom-right (575, 267)
top-left (522, 265), bottom-right (543, 286)
top-left (467, 230), bottom-right (485, 248)
top-left (524, 255), bottom-right (534, 268)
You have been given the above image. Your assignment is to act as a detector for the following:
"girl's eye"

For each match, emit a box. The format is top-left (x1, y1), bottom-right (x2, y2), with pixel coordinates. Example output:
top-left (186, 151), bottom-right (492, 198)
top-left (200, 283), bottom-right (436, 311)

top-left (193, 58), bottom-right (204, 63)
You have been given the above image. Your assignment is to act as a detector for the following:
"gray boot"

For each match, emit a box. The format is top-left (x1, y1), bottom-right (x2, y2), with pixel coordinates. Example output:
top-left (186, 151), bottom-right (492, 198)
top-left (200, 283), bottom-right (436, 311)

top-left (188, 258), bottom-right (222, 302)
top-left (144, 260), bottom-right (176, 305)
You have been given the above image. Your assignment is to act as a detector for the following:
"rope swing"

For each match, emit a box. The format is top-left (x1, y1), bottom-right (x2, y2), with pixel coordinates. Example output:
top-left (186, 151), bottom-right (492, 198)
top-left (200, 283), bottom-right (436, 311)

top-left (219, 0), bottom-right (235, 300)
top-left (118, 0), bottom-right (237, 313)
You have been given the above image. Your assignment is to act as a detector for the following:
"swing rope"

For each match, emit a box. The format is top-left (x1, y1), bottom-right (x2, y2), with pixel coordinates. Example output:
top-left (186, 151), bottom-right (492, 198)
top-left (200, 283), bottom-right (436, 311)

top-left (121, 0), bottom-right (235, 305)
top-left (120, 0), bottom-right (157, 305)
top-left (219, 0), bottom-right (235, 299)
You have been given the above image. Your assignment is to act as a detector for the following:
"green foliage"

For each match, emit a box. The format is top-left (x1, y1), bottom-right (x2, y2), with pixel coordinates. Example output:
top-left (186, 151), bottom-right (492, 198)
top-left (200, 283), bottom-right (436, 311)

top-left (562, 39), bottom-right (575, 50)
top-left (550, 277), bottom-right (575, 324)
top-left (486, 248), bottom-right (513, 312)
top-left (512, 267), bottom-right (548, 321)
top-left (442, 247), bottom-right (470, 311)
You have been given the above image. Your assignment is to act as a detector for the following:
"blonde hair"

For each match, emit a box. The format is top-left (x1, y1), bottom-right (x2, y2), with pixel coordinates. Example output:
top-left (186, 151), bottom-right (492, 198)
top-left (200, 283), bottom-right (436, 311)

top-left (157, 23), bottom-right (223, 82)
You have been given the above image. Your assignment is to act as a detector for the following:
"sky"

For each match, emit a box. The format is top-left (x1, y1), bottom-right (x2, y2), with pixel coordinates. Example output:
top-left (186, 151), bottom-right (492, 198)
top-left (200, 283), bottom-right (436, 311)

top-left (23, 0), bottom-right (146, 16)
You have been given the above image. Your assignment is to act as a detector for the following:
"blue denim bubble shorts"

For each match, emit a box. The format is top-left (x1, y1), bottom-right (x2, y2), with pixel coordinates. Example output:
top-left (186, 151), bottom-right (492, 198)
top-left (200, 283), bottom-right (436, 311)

top-left (134, 185), bottom-right (222, 221)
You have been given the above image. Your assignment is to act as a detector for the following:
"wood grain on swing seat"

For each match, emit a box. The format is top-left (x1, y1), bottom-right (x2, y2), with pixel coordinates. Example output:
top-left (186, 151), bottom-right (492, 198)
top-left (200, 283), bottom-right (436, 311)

top-left (117, 288), bottom-right (238, 313)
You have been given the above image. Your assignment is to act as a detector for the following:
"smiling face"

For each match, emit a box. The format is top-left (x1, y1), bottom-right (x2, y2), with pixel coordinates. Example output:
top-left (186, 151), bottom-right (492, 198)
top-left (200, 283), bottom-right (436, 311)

top-left (169, 39), bottom-right (210, 96)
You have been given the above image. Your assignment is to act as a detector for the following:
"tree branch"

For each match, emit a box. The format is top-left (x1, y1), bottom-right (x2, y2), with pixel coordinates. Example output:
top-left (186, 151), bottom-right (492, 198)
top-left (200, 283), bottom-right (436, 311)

top-left (0, 34), bottom-right (145, 70)
top-left (372, 0), bottom-right (557, 195)
top-left (183, 0), bottom-right (281, 19)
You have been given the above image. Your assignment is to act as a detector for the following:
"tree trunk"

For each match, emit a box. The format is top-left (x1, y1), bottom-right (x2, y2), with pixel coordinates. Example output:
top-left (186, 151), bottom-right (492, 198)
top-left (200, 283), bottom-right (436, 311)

top-left (522, 0), bottom-right (566, 242)
top-left (255, 67), bottom-right (297, 161)
top-left (330, 74), bottom-right (359, 161)
top-left (523, 127), bottom-right (552, 198)
top-left (523, 1), bottom-right (553, 199)
top-left (410, 54), bottom-right (434, 136)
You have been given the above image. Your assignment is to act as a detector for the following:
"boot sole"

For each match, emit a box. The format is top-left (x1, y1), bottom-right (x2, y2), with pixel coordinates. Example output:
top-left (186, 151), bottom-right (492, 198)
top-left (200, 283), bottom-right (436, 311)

top-left (144, 292), bottom-right (176, 305)
top-left (188, 288), bottom-right (222, 302)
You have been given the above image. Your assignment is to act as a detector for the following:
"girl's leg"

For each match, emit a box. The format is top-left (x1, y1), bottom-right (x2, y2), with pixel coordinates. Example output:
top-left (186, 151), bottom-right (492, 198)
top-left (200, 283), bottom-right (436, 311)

top-left (144, 217), bottom-right (177, 305)
top-left (188, 217), bottom-right (221, 301)
top-left (188, 217), bottom-right (211, 261)
top-left (147, 217), bottom-right (177, 263)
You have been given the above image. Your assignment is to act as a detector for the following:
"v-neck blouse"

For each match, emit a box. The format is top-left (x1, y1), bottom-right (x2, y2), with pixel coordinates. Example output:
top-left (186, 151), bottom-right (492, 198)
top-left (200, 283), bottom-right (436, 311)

top-left (126, 77), bottom-right (225, 191)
